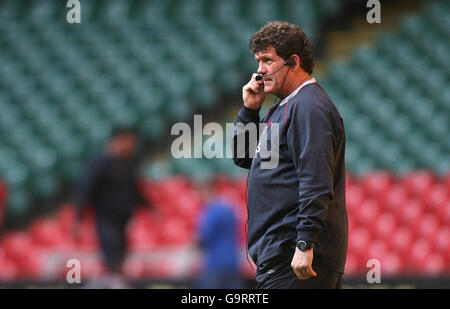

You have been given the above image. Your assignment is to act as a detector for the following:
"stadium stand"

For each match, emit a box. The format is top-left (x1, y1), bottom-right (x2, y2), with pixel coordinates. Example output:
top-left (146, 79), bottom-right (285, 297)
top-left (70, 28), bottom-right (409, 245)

top-left (321, 2), bottom-right (450, 174)
top-left (0, 0), bottom-right (347, 223)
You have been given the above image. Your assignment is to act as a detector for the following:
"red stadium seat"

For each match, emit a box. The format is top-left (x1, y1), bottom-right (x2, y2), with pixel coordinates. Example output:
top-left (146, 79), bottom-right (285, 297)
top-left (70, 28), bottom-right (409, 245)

top-left (367, 239), bottom-right (389, 262)
top-left (417, 213), bottom-right (440, 240)
top-left (160, 177), bottom-right (191, 197)
top-left (362, 171), bottom-right (393, 199)
top-left (344, 253), bottom-right (363, 276)
top-left (56, 204), bottom-right (76, 234)
top-left (175, 193), bottom-right (201, 223)
top-left (382, 184), bottom-right (408, 215)
top-left (78, 221), bottom-right (99, 251)
top-left (157, 200), bottom-right (178, 219)
top-left (435, 227), bottom-right (450, 257)
top-left (438, 201), bottom-right (450, 226)
top-left (348, 227), bottom-right (371, 257)
top-left (21, 247), bottom-right (46, 280)
top-left (123, 257), bottom-right (146, 279)
top-left (399, 199), bottom-right (423, 229)
top-left (0, 252), bottom-right (18, 281)
top-left (381, 252), bottom-right (404, 276)
top-left (403, 170), bottom-right (435, 201)
top-left (356, 198), bottom-right (381, 227)
top-left (0, 261), bottom-right (17, 281)
top-left (374, 213), bottom-right (398, 239)
top-left (423, 253), bottom-right (447, 275)
top-left (128, 222), bottom-right (159, 250)
top-left (159, 218), bottom-right (192, 246)
top-left (427, 184), bottom-right (448, 215)
top-left (145, 260), bottom-right (178, 278)
top-left (213, 175), bottom-right (236, 194)
top-left (1, 232), bottom-right (34, 264)
top-left (444, 173), bottom-right (450, 193)
top-left (390, 227), bottom-right (414, 258)
top-left (80, 257), bottom-right (105, 280)
top-left (29, 218), bottom-right (71, 249)
top-left (1, 235), bottom-right (44, 280)
top-left (346, 183), bottom-right (365, 218)
top-left (408, 238), bottom-right (433, 274)
top-left (134, 209), bottom-right (156, 229)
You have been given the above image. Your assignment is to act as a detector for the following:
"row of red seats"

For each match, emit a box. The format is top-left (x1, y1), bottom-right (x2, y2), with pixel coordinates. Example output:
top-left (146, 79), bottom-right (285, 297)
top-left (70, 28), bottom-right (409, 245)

top-left (0, 172), bottom-right (449, 280)
top-left (347, 183), bottom-right (449, 221)
top-left (346, 227), bottom-right (449, 275)
top-left (0, 175), bottom-right (246, 280)
top-left (347, 170), bottom-right (450, 198)
top-left (345, 171), bottom-right (449, 275)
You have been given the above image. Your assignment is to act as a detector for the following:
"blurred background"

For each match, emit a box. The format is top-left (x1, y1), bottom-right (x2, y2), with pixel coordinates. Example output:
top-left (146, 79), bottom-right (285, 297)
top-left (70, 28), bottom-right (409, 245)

top-left (0, 0), bottom-right (448, 288)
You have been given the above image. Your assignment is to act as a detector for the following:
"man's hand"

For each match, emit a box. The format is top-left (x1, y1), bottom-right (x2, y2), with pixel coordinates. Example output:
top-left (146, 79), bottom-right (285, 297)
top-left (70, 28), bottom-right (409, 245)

top-left (242, 73), bottom-right (266, 110)
top-left (291, 247), bottom-right (317, 280)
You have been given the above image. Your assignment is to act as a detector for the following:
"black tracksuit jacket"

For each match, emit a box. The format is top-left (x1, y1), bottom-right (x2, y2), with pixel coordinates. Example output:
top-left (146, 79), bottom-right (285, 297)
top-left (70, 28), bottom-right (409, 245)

top-left (233, 81), bottom-right (348, 273)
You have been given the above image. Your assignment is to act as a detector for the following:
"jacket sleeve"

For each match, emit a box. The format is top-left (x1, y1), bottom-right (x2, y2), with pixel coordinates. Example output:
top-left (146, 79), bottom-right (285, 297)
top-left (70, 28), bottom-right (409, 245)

top-left (232, 106), bottom-right (260, 169)
top-left (287, 96), bottom-right (336, 245)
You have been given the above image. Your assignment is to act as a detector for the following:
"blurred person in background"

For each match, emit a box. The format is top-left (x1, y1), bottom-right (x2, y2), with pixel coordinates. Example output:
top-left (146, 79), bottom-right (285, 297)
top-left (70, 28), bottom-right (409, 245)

top-left (233, 21), bottom-right (347, 289)
top-left (195, 178), bottom-right (243, 289)
top-left (0, 181), bottom-right (6, 231)
top-left (74, 127), bottom-right (153, 288)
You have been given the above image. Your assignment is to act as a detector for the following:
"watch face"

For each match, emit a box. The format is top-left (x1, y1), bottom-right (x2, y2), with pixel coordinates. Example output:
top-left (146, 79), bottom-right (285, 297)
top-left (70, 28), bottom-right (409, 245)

top-left (298, 241), bottom-right (307, 251)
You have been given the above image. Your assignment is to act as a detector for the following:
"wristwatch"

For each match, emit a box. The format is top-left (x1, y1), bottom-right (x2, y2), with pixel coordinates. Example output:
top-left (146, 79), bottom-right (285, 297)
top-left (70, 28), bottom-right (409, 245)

top-left (297, 240), bottom-right (315, 251)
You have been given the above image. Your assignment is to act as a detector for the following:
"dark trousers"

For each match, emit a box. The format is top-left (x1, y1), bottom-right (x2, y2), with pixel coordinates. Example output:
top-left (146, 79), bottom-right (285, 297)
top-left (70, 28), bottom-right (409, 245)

top-left (256, 258), bottom-right (342, 289)
top-left (96, 214), bottom-right (129, 273)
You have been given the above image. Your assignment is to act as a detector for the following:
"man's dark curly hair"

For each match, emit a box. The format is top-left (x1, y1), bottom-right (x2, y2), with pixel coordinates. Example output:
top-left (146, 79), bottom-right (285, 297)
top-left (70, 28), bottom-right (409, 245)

top-left (249, 21), bottom-right (314, 75)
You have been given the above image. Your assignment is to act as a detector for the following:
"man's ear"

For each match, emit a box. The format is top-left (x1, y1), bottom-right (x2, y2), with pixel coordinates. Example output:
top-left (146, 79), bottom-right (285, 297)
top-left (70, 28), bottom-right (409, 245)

top-left (291, 54), bottom-right (301, 70)
top-left (286, 58), bottom-right (295, 66)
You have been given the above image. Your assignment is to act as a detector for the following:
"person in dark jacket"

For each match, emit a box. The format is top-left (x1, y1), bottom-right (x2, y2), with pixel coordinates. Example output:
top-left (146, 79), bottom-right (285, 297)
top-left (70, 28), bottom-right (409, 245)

top-left (74, 127), bottom-right (152, 288)
top-left (232, 21), bottom-right (348, 289)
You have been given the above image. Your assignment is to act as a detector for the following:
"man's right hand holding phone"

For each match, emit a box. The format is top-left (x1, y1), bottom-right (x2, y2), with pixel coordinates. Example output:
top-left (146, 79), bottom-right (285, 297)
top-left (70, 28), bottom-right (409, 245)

top-left (242, 73), bottom-right (266, 110)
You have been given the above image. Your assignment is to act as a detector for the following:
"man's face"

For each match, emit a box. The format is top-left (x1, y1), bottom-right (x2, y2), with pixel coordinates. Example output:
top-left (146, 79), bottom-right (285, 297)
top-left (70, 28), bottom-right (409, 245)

top-left (117, 134), bottom-right (137, 158)
top-left (254, 46), bottom-right (290, 95)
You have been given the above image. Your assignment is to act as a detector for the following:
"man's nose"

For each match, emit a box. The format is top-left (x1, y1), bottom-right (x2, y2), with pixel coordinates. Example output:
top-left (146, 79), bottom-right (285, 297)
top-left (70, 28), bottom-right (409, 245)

top-left (257, 64), bottom-right (266, 75)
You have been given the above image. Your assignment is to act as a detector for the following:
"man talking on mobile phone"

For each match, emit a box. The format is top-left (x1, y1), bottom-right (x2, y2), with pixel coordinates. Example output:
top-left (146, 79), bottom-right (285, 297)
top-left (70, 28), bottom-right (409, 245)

top-left (232, 21), bottom-right (348, 289)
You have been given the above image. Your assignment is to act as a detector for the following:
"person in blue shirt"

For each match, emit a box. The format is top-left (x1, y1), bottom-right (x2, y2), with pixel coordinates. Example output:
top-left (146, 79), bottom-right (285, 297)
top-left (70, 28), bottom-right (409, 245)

top-left (196, 188), bottom-right (243, 289)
